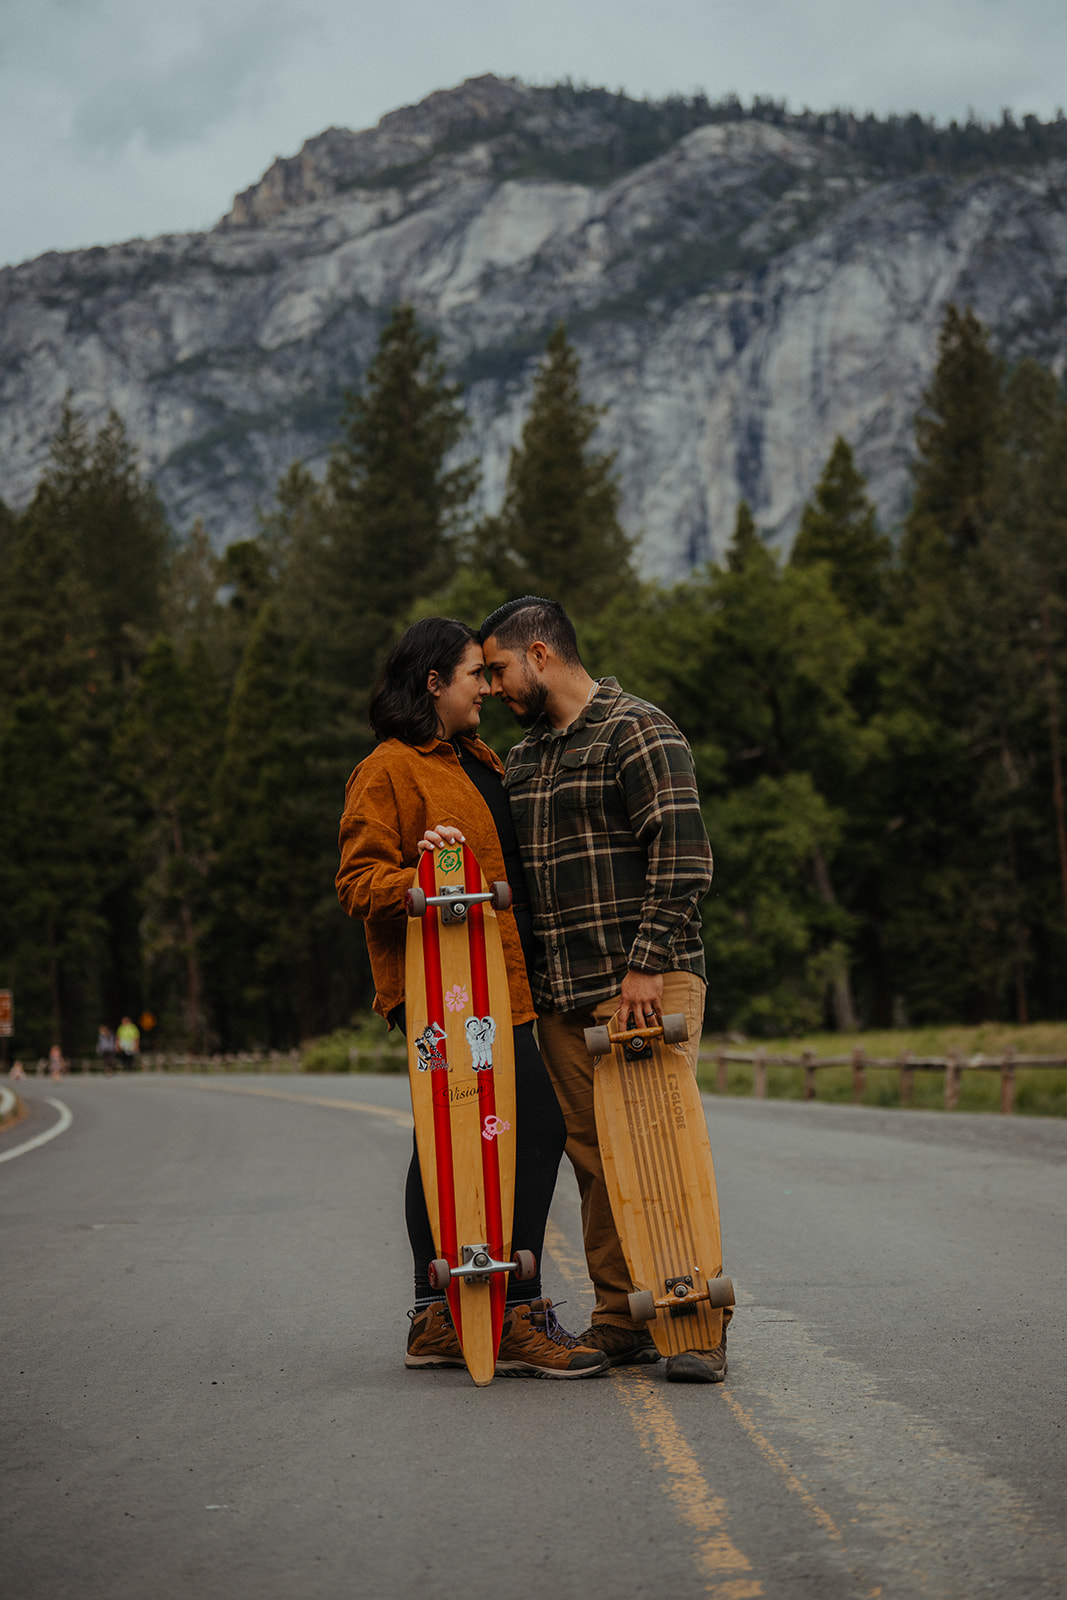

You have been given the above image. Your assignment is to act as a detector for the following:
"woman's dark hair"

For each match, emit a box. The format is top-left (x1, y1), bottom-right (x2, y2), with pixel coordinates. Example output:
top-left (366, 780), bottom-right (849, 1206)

top-left (369, 617), bottom-right (479, 744)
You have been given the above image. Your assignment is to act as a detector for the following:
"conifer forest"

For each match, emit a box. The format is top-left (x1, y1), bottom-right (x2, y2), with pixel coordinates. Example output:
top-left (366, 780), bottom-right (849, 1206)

top-left (2, 303), bottom-right (1066, 1056)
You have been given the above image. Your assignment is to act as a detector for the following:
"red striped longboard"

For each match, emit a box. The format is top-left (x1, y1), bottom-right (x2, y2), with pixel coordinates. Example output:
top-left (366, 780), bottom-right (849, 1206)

top-left (404, 843), bottom-right (518, 1386)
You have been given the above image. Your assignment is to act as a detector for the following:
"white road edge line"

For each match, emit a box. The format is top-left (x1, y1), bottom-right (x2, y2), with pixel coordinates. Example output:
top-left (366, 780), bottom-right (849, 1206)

top-left (0, 1097), bottom-right (73, 1165)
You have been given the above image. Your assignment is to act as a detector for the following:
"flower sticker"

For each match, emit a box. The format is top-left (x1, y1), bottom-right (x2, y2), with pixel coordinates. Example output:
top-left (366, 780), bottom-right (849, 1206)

top-left (445, 984), bottom-right (469, 1013)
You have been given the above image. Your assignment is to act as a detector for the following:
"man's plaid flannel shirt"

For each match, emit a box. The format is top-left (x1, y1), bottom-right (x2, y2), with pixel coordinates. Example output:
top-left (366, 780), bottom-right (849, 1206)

top-left (503, 678), bottom-right (713, 1013)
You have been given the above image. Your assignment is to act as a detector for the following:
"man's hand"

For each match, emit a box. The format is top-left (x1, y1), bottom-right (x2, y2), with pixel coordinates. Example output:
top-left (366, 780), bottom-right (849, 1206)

top-left (619, 969), bottom-right (664, 1030)
top-left (417, 824), bottom-right (465, 855)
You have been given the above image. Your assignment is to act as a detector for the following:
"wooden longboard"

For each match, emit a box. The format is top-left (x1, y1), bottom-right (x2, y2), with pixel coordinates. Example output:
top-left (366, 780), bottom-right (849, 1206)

top-left (589, 1014), bottom-right (734, 1358)
top-left (404, 843), bottom-right (517, 1386)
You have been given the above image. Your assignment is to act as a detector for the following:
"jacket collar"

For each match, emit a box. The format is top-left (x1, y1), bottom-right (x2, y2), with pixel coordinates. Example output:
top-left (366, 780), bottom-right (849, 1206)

top-left (529, 677), bottom-right (622, 741)
top-left (406, 733), bottom-right (500, 767)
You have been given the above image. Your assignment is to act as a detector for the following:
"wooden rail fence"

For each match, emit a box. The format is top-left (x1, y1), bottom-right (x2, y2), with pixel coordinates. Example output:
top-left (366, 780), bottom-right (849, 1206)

top-left (698, 1046), bottom-right (1067, 1114)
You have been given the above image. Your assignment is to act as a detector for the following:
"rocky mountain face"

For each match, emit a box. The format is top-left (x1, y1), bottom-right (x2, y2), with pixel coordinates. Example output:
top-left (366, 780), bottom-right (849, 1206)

top-left (3, 76), bottom-right (1067, 578)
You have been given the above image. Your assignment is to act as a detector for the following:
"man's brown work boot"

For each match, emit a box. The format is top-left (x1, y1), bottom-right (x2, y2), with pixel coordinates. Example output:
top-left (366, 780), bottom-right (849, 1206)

top-left (577, 1321), bottom-right (661, 1367)
top-left (664, 1331), bottom-right (727, 1383)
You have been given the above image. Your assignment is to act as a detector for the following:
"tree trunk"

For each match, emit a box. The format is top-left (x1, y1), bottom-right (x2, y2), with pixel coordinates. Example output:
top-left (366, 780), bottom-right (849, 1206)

top-left (180, 897), bottom-right (203, 1053)
top-left (47, 917), bottom-right (62, 1049)
top-left (1040, 600), bottom-right (1067, 933)
top-left (811, 843), bottom-right (859, 1031)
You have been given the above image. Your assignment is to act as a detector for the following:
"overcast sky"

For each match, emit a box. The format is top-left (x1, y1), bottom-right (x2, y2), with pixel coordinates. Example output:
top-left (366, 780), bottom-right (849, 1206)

top-left (3, 0), bottom-right (1065, 269)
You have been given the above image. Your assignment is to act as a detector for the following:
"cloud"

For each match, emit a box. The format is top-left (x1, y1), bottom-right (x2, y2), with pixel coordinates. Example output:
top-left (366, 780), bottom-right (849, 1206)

top-left (1, 0), bottom-right (309, 156)
top-left (69, 3), bottom-right (309, 154)
top-left (2, 0), bottom-right (1067, 266)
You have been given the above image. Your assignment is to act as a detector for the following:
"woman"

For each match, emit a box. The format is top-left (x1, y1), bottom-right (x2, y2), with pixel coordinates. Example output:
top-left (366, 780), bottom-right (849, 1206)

top-left (336, 617), bottom-right (607, 1379)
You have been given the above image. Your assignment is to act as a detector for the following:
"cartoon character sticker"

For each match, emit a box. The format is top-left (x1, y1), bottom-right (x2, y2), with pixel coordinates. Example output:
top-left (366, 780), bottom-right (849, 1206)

top-left (482, 1115), bottom-right (511, 1142)
top-left (414, 1021), bottom-right (448, 1071)
top-left (465, 1015), bottom-right (496, 1071)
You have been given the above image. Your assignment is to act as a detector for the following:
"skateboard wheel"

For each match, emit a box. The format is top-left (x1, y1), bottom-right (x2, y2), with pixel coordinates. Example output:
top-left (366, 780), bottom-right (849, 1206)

top-left (584, 1024), bottom-right (611, 1056)
top-left (660, 1013), bottom-right (688, 1045)
top-left (489, 880), bottom-right (513, 911)
top-left (512, 1249), bottom-right (537, 1281)
top-left (428, 1257), bottom-right (451, 1290)
top-left (707, 1276), bottom-right (735, 1309)
top-left (405, 886), bottom-right (427, 918)
top-left (628, 1289), bottom-right (657, 1323)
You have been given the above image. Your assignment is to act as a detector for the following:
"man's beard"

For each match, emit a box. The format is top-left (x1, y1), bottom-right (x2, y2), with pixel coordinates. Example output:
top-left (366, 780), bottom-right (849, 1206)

top-left (513, 668), bottom-right (549, 727)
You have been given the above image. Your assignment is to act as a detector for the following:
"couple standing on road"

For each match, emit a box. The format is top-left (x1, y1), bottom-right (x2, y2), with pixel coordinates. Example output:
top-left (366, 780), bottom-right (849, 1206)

top-left (336, 596), bottom-right (727, 1383)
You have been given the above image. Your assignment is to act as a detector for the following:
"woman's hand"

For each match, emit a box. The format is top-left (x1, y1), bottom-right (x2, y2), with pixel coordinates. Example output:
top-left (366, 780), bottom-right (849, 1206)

top-left (417, 823), bottom-right (466, 855)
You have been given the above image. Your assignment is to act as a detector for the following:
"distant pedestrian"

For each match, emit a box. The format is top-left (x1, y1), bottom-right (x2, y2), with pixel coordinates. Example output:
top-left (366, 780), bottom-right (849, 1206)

top-left (47, 1045), bottom-right (65, 1078)
top-left (115, 1016), bottom-right (140, 1070)
top-left (96, 1025), bottom-right (116, 1076)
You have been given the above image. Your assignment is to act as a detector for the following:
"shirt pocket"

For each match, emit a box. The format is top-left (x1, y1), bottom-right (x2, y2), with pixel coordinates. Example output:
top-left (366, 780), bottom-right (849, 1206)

top-left (503, 759), bottom-right (541, 822)
top-left (557, 741), bottom-right (613, 812)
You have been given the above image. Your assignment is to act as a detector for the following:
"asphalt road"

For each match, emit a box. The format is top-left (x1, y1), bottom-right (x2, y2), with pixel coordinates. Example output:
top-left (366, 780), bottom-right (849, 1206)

top-left (3, 1073), bottom-right (1065, 1600)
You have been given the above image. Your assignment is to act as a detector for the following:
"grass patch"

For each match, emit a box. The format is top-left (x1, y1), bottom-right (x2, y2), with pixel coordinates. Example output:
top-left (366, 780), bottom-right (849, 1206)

top-left (299, 1023), bottom-right (406, 1074)
top-left (697, 1022), bottom-right (1067, 1116)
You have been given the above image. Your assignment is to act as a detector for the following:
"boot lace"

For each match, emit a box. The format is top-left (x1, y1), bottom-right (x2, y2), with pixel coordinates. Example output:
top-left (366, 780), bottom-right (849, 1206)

top-left (536, 1300), bottom-right (581, 1349)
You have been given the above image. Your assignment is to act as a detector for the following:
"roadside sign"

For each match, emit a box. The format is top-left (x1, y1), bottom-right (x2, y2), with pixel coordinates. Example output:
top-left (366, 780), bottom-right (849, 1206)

top-left (0, 990), bottom-right (12, 1037)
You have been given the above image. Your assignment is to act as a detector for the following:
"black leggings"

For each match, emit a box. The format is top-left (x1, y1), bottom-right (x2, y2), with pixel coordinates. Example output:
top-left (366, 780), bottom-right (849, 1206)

top-left (403, 1020), bottom-right (566, 1303)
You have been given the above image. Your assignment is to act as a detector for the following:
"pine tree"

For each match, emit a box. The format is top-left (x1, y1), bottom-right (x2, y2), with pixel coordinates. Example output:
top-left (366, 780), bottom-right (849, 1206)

top-left (0, 695), bottom-right (105, 1054)
top-left (324, 304), bottom-right (477, 688)
top-left (904, 304), bottom-right (1005, 567)
top-left (616, 538), bottom-right (865, 1032)
top-left (489, 323), bottom-right (632, 614)
top-left (879, 339), bottom-right (1067, 1023)
top-left (791, 437), bottom-right (891, 615)
top-left (209, 602), bottom-right (363, 1046)
top-left (80, 411), bottom-right (170, 687)
top-left (726, 500), bottom-right (768, 573)
top-left (115, 637), bottom-right (223, 1049)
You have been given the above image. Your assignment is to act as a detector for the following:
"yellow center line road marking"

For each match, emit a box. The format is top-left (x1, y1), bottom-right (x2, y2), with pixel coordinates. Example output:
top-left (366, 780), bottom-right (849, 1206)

top-left (614, 1371), bottom-right (763, 1598)
top-left (170, 1079), bottom-right (414, 1128)
top-left (545, 1217), bottom-right (762, 1598)
top-left (721, 1389), bottom-right (843, 1543)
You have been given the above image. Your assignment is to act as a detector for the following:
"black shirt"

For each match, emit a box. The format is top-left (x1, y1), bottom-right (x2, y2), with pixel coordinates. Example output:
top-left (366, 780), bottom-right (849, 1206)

top-left (454, 739), bottom-right (537, 983)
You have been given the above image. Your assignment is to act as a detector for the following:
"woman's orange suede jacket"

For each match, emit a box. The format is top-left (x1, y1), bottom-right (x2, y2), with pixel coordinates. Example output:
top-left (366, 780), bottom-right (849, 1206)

top-left (336, 734), bottom-right (535, 1026)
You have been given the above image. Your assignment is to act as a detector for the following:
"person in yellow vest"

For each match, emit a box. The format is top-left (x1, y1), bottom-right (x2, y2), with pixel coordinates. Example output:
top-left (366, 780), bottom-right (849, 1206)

top-left (115, 1016), bottom-right (140, 1070)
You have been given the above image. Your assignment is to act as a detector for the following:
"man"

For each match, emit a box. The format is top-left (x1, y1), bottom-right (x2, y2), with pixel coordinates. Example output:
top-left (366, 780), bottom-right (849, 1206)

top-left (480, 596), bottom-right (728, 1384)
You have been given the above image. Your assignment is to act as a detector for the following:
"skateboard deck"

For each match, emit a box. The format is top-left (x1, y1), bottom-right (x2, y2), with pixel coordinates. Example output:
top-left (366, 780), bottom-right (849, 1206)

top-left (587, 1014), bottom-right (734, 1358)
top-left (404, 843), bottom-right (522, 1385)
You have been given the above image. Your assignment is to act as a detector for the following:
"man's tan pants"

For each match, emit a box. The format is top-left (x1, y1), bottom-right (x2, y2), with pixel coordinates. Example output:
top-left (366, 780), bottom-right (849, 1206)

top-left (538, 971), bottom-right (711, 1326)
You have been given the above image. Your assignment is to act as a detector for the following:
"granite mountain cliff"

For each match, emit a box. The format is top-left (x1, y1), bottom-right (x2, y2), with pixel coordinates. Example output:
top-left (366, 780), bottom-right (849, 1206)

top-left (2, 74), bottom-right (1066, 577)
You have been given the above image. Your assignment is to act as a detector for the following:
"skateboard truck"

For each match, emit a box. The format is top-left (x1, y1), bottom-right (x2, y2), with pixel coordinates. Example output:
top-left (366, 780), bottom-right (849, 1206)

top-left (584, 1014), bottom-right (689, 1056)
top-left (664, 1274), bottom-right (699, 1319)
top-left (406, 882), bottom-right (513, 921)
top-left (627, 1272), bottom-right (736, 1325)
top-left (428, 1245), bottom-right (537, 1290)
